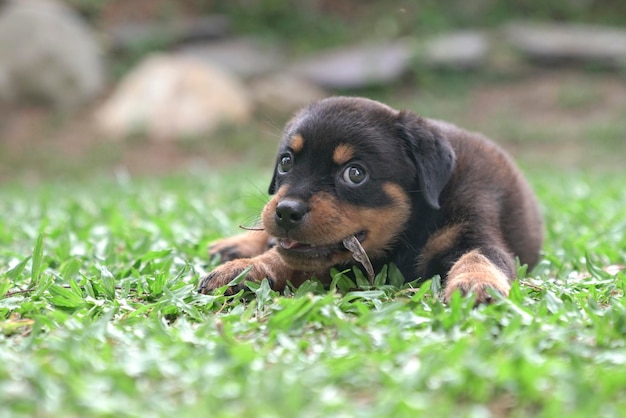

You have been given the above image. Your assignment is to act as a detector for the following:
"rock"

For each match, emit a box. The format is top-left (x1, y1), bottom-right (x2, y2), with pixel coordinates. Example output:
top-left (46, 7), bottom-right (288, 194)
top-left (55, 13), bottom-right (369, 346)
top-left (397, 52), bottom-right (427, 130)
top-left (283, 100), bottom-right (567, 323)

top-left (250, 74), bottom-right (328, 116)
top-left (176, 38), bottom-right (285, 79)
top-left (506, 22), bottom-right (626, 67)
top-left (425, 31), bottom-right (489, 69)
top-left (95, 54), bottom-right (252, 141)
top-left (0, 0), bottom-right (105, 110)
top-left (106, 15), bottom-right (231, 52)
top-left (289, 40), bottom-right (414, 89)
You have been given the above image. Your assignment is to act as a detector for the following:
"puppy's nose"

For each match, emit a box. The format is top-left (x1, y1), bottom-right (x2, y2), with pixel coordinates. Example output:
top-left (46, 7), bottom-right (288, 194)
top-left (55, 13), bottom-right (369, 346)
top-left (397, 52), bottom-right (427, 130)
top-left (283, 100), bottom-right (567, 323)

top-left (275, 199), bottom-right (308, 231)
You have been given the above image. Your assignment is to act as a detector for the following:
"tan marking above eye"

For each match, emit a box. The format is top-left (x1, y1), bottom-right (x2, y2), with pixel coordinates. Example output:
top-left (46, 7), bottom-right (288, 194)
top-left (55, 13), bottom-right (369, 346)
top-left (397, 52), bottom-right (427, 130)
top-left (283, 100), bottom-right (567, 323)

top-left (333, 144), bottom-right (355, 165)
top-left (289, 134), bottom-right (304, 153)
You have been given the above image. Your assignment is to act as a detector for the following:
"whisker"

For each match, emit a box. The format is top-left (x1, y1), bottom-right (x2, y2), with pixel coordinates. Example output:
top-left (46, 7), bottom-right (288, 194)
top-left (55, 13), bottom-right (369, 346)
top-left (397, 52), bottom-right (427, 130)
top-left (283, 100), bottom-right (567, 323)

top-left (245, 178), bottom-right (271, 207)
top-left (239, 212), bottom-right (263, 229)
top-left (259, 119), bottom-right (285, 136)
top-left (239, 225), bottom-right (265, 231)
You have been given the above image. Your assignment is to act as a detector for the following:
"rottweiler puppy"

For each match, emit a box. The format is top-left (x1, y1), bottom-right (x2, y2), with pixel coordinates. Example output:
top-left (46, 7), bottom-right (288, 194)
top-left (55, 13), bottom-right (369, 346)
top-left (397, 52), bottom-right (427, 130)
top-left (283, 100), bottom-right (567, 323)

top-left (199, 96), bottom-right (543, 304)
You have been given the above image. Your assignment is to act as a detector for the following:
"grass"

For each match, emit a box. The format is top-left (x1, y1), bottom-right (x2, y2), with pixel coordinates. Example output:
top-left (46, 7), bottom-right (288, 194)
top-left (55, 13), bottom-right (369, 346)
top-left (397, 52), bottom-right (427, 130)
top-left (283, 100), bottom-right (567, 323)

top-left (1, 167), bottom-right (625, 418)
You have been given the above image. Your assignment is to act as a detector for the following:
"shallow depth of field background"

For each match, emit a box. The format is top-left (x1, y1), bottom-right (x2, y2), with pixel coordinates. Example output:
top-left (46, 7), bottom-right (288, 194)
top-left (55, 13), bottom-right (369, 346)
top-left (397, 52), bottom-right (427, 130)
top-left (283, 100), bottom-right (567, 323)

top-left (1, 1), bottom-right (626, 417)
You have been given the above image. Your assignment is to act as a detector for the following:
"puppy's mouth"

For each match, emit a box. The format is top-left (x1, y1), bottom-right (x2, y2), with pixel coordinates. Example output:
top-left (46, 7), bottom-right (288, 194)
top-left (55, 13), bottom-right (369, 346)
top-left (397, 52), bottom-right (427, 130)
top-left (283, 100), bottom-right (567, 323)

top-left (277, 231), bottom-right (367, 259)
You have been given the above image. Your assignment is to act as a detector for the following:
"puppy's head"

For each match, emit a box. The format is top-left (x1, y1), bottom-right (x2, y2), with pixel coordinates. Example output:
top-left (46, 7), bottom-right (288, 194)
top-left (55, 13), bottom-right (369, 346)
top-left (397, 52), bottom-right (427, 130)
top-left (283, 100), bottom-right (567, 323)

top-left (262, 96), bottom-right (456, 271)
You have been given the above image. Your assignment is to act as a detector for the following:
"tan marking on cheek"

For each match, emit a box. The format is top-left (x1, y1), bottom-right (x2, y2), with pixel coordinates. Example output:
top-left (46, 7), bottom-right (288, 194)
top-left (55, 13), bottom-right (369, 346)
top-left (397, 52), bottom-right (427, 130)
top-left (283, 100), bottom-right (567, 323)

top-left (359, 183), bottom-right (411, 256)
top-left (291, 182), bottom-right (410, 265)
top-left (333, 144), bottom-right (354, 165)
top-left (261, 182), bottom-right (411, 271)
top-left (289, 134), bottom-right (304, 153)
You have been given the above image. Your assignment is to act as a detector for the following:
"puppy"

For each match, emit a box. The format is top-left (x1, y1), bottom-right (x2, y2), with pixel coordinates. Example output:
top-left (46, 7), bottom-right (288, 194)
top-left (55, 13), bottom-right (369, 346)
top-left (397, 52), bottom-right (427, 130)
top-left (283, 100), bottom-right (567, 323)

top-left (199, 97), bottom-right (543, 304)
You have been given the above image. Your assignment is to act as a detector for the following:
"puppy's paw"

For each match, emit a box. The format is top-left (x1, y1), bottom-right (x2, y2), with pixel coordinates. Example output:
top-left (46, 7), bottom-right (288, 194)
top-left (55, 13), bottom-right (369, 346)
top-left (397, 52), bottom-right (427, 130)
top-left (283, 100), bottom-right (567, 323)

top-left (443, 250), bottom-right (512, 305)
top-left (443, 275), bottom-right (510, 305)
top-left (209, 231), bottom-right (271, 263)
top-left (198, 259), bottom-right (270, 295)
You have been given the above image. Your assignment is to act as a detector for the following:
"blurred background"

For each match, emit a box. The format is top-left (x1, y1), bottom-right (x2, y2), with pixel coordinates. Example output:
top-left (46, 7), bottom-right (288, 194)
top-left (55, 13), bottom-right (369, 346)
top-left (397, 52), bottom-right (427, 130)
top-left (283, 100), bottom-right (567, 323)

top-left (0, 0), bottom-right (625, 182)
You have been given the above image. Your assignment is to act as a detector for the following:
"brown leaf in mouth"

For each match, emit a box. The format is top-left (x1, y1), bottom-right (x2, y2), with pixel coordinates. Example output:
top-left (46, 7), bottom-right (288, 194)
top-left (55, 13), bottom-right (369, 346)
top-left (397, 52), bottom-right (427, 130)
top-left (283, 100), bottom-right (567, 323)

top-left (342, 235), bottom-right (375, 285)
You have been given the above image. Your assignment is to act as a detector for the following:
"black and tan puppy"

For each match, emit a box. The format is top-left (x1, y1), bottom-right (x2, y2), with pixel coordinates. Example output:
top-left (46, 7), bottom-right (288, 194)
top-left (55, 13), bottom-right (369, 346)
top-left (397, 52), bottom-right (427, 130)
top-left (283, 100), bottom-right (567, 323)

top-left (199, 97), bottom-right (543, 304)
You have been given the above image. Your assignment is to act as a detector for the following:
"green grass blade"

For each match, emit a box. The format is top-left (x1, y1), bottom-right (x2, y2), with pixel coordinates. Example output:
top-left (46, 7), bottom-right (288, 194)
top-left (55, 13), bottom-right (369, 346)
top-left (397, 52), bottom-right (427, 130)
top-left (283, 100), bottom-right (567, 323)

top-left (29, 233), bottom-right (45, 289)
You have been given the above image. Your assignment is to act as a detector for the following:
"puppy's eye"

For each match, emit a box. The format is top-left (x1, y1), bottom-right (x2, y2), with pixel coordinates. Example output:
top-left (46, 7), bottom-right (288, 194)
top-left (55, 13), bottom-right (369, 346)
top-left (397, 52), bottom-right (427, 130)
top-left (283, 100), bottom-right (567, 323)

top-left (278, 154), bottom-right (293, 174)
top-left (343, 165), bottom-right (367, 185)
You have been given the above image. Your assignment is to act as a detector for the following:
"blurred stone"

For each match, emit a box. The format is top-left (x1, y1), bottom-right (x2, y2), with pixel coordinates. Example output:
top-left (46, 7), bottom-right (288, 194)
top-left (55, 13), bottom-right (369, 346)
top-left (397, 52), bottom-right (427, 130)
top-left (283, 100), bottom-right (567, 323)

top-left (425, 31), bottom-right (489, 69)
top-left (177, 38), bottom-right (284, 79)
top-left (506, 22), bottom-right (626, 67)
top-left (289, 40), bottom-right (414, 89)
top-left (106, 15), bottom-right (231, 52)
top-left (0, 0), bottom-right (105, 110)
top-left (250, 74), bottom-right (328, 116)
top-left (95, 54), bottom-right (252, 141)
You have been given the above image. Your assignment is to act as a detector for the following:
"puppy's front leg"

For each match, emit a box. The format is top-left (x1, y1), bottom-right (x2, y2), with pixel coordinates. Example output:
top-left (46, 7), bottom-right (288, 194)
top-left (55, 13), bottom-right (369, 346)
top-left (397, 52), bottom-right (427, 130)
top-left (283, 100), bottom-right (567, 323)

top-left (199, 247), bottom-right (313, 295)
top-left (208, 230), bottom-right (274, 263)
top-left (443, 247), bottom-right (515, 304)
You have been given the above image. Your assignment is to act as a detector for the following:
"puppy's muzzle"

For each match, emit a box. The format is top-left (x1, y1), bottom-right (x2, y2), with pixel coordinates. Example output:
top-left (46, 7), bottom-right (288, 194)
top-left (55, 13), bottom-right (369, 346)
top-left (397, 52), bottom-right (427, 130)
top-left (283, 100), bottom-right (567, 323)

top-left (274, 198), bottom-right (308, 232)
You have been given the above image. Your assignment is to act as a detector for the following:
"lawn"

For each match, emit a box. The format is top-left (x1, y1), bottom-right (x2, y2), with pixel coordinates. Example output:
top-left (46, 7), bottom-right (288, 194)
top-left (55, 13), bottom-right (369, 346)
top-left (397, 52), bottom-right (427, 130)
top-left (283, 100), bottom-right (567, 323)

top-left (1, 165), bottom-right (625, 418)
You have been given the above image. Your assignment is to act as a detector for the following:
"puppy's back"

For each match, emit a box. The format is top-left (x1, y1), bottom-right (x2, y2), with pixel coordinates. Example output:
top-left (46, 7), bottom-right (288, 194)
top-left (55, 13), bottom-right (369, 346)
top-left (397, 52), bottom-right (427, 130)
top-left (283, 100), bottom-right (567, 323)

top-left (430, 119), bottom-right (543, 269)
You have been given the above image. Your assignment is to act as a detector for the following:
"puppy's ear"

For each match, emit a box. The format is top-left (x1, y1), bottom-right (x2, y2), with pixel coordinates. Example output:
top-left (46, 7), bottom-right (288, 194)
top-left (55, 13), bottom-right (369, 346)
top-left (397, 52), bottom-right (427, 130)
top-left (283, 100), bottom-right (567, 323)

top-left (397, 111), bottom-right (456, 209)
